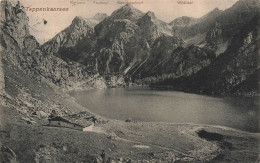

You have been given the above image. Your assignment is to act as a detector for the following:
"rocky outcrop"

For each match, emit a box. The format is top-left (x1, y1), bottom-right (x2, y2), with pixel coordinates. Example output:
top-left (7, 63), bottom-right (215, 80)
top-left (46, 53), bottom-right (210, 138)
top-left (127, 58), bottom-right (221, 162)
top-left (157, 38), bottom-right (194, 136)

top-left (137, 11), bottom-right (173, 44)
top-left (153, 14), bottom-right (259, 95)
top-left (134, 44), bottom-right (215, 84)
top-left (204, 0), bottom-right (259, 54)
top-left (169, 16), bottom-right (199, 27)
top-left (0, 1), bottom-right (106, 91)
top-left (0, 48), bottom-right (5, 95)
top-left (91, 13), bottom-right (108, 22)
top-left (0, 145), bottom-right (17, 162)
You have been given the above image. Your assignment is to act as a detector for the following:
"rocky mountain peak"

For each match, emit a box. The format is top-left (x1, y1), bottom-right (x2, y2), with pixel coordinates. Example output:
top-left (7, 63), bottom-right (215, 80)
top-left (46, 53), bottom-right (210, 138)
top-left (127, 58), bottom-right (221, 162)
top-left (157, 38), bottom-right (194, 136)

top-left (144, 11), bottom-right (156, 20)
top-left (72, 16), bottom-right (87, 24)
top-left (213, 7), bottom-right (220, 11)
top-left (92, 13), bottom-right (108, 21)
top-left (235, 0), bottom-right (259, 6)
top-left (139, 11), bottom-right (161, 23)
top-left (42, 15), bottom-right (98, 55)
top-left (200, 7), bottom-right (223, 20)
top-left (169, 16), bottom-right (198, 27)
top-left (110, 3), bottom-right (144, 20)
top-left (137, 10), bottom-right (173, 44)
top-left (124, 3), bottom-right (133, 7)
top-left (230, 0), bottom-right (259, 14)
top-left (170, 8), bottom-right (222, 28)
top-left (72, 14), bottom-right (107, 27)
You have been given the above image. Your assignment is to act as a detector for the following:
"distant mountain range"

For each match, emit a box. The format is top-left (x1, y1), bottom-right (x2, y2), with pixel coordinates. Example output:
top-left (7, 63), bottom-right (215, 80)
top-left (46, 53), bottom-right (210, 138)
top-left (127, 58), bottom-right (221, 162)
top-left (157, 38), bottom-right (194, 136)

top-left (1, 0), bottom-right (259, 95)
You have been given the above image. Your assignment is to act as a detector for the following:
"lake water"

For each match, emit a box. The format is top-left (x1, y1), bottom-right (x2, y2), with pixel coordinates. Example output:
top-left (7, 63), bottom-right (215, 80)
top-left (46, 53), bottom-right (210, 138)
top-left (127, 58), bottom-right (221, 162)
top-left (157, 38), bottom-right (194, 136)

top-left (70, 87), bottom-right (259, 133)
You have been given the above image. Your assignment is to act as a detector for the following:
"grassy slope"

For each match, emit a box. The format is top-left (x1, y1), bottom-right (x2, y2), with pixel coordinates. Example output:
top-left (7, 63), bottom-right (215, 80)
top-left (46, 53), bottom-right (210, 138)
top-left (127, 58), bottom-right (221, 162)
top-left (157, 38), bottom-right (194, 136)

top-left (104, 121), bottom-right (260, 162)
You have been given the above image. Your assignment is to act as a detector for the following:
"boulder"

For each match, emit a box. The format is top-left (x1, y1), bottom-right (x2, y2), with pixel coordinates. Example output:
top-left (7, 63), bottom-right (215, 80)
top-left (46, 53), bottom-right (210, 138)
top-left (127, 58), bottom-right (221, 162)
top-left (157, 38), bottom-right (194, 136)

top-left (36, 111), bottom-right (48, 118)
top-left (21, 117), bottom-right (36, 124)
top-left (125, 118), bottom-right (132, 122)
top-left (0, 145), bottom-right (17, 163)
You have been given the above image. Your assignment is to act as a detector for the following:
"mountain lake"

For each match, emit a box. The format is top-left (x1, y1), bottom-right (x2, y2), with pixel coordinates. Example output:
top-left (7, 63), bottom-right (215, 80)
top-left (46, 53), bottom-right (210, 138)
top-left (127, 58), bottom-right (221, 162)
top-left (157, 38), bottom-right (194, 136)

top-left (70, 87), bottom-right (259, 133)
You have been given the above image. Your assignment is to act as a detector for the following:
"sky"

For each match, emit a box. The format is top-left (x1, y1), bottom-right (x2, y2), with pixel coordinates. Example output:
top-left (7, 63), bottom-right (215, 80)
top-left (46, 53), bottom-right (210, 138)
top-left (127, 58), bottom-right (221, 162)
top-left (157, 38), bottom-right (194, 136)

top-left (8, 0), bottom-right (239, 44)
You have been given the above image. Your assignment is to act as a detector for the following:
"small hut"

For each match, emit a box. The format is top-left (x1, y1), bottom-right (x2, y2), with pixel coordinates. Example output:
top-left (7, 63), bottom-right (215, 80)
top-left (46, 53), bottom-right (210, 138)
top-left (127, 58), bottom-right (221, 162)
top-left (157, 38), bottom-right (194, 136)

top-left (48, 116), bottom-right (83, 131)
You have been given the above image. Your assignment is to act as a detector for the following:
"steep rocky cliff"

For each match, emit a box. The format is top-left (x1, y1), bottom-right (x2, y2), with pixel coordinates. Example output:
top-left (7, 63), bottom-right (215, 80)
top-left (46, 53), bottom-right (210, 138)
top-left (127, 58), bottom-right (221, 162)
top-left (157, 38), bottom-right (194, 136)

top-left (134, 44), bottom-right (215, 84)
top-left (137, 11), bottom-right (173, 44)
top-left (0, 1), bottom-right (106, 91)
top-left (204, 0), bottom-right (259, 54)
top-left (172, 0), bottom-right (259, 56)
top-left (150, 0), bottom-right (259, 95)
top-left (153, 15), bottom-right (259, 95)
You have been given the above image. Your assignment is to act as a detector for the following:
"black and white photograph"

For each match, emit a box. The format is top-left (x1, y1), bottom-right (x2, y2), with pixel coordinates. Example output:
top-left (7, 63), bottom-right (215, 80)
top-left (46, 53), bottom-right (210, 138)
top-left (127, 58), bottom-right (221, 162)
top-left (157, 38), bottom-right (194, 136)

top-left (0, 0), bottom-right (259, 162)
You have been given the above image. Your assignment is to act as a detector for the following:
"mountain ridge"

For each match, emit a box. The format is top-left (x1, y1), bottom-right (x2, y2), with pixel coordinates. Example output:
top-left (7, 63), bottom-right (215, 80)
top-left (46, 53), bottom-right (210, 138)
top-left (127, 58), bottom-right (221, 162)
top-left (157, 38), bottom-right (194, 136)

top-left (1, 0), bottom-right (259, 95)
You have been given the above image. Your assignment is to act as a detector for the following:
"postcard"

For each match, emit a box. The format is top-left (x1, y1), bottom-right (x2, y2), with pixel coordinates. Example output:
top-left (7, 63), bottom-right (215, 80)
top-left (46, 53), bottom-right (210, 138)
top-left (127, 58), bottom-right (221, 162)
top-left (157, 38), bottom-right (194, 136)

top-left (0, 0), bottom-right (259, 162)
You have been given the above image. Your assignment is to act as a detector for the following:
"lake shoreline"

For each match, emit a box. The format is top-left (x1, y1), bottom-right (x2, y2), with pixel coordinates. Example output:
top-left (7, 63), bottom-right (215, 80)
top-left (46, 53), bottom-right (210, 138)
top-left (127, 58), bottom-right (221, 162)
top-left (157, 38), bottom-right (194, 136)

top-left (71, 87), bottom-right (259, 133)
